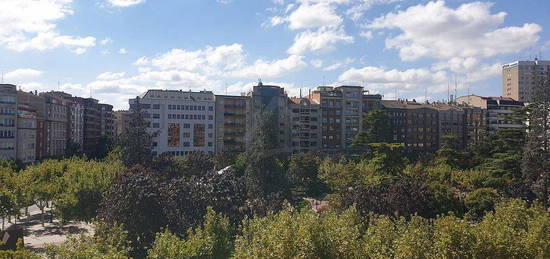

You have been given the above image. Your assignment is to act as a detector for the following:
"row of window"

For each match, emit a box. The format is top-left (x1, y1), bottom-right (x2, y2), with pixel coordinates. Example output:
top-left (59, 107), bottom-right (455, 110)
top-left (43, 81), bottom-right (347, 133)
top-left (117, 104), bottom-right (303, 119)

top-left (167, 104), bottom-right (214, 111)
top-left (166, 114), bottom-right (214, 120)
top-left (151, 123), bottom-right (214, 129)
top-left (0, 130), bottom-right (15, 138)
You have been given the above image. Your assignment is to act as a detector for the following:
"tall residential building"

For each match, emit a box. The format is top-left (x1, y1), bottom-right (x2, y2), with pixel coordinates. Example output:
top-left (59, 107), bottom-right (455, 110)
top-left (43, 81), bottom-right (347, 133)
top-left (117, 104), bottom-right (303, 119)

top-left (381, 100), bottom-right (440, 152)
top-left (17, 105), bottom-right (37, 163)
top-left (289, 97), bottom-right (321, 153)
top-left (246, 83), bottom-right (290, 152)
top-left (46, 91), bottom-right (84, 150)
top-left (41, 93), bottom-right (68, 157)
top-left (0, 84), bottom-right (18, 160)
top-left (309, 86), bottom-right (363, 153)
top-left (215, 95), bottom-right (249, 154)
top-left (433, 103), bottom-right (467, 149)
top-left (502, 59), bottom-right (550, 103)
top-left (17, 91), bottom-right (47, 160)
top-left (130, 90), bottom-right (216, 156)
top-left (114, 110), bottom-right (131, 136)
top-left (456, 95), bottom-right (524, 134)
top-left (99, 103), bottom-right (115, 136)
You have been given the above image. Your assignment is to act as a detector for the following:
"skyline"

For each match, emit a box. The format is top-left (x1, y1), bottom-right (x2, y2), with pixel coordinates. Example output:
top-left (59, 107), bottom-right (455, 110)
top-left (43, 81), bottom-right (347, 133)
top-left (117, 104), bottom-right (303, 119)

top-left (1, 0), bottom-right (549, 110)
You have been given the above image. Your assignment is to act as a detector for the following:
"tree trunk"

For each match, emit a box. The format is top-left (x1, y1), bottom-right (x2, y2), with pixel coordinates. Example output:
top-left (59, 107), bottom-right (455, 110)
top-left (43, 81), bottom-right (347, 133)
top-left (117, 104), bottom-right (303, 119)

top-left (41, 208), bottom-right (45, 227)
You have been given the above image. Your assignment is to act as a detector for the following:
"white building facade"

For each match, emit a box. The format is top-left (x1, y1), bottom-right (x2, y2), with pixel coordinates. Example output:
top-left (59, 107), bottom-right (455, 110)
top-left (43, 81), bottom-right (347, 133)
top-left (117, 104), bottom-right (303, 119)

top-left (130, 90), bottom-right (216, 156)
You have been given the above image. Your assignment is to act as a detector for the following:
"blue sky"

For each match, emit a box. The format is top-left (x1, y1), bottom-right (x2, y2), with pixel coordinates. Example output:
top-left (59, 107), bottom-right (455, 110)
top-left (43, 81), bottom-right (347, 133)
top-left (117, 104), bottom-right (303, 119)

top-left (1, 0), bottom-right (549, 110)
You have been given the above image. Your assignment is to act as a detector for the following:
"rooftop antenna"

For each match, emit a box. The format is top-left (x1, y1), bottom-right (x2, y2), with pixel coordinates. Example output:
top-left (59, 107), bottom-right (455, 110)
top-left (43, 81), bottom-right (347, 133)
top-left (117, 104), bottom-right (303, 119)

top-left (424, 86), bottom-right (428, 103)
top-left (322, 76), bottom-right (326, 86)
top-left (300, 88), bottom-right (302, 98)
top-left (467, 85), bottom-right (470, 105)
top-left (454, 75), bottom-right (458, 104)
top-left (447, 80), bottom-right (450, 103)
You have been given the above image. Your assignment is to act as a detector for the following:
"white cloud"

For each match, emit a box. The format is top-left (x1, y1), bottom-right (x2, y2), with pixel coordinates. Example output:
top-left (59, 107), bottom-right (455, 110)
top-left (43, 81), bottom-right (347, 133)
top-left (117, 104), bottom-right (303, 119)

top-left (339, 66), bottom-right (448, 93)
top-left (229, 55), bottom-right (306, 79)
top-left (323, 58), bottom-right (354, 71)
top-left (287, 2), bottom-right (342, 30)
top-left (360, 30), bottom-right (373, 40)
top-left (311, 59), bottom-right (323, 68)
top-left (151, 44), bottom-right (245, 72)
top-left (367, 1), bottom-right (542, 61)
top-left (133, 56), bottom-right (149, 66)
top-left (97, 72), bottom-right (126, 80)
top-left (100, 37), bottom-right (113, 45)
top-left (118, 48), bottom-right (128, 55)
top-left (288, 26), bottom-right (353, 55)
top-left (432, 57), bottom-right (501, 83)
top-left (106, 0), bottom-right (145, 7)
top-left (0, 0), bottom-right (96, 53)
top-left (4, 69), bottom-right (43, 80)
top-left (346, 0), bottom-right (403, 21)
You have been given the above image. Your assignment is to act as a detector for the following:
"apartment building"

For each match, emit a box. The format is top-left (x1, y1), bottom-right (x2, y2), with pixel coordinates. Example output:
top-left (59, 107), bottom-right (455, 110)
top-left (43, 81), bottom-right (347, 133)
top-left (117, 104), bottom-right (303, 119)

top-left (18, 91), bottom-right (46, 160)
top-left (215, 95), bottom-right (249, 154)
top-left (289, 97), bottom-right (321, 153)
top-left (381, 100), bottom-right (440, 152)
top-left (456, 95), bottom-right (524, 134)
top-left (462, 106), bottom-right (487, 146)
top-left (114, 110), bottom-right (131, 136)
top-left (0, 84), bottom-right (17, 160)
top-left (246, 83), bottom-right (290, 151)
top-left (17, 105), bottom-right (37, 163)
top-left (99, 103), bottom-right (115, 136)
top-left (503, 59), bottom-right (550, 103)
top-left (41, 94), bottom-right (68, 157)
top-left (433, 103), bottom-right (467, 149)
top-left (130, 90), bottom-right (216, 156)
top-left (47, 91), bottom-right (84, 150)
top-left (309, 86), bottom-right (363, 153)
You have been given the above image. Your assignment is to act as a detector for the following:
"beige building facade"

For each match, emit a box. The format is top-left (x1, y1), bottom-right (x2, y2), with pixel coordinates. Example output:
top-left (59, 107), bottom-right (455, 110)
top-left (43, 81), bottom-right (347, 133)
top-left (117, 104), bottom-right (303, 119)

top-left (503, 59), bottom-right (550, 103)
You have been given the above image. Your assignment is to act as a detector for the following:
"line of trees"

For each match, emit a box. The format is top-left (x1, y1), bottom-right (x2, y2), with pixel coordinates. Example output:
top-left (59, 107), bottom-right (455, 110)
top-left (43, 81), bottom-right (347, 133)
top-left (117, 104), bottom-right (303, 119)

top-left (1, 77), bottom-right (549, 258)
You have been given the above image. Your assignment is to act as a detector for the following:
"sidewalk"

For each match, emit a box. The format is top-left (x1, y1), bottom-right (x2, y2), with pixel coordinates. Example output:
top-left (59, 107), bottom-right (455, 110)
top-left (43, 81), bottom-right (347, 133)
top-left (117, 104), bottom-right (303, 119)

top-left (1, 205), bottom-right (94, 252)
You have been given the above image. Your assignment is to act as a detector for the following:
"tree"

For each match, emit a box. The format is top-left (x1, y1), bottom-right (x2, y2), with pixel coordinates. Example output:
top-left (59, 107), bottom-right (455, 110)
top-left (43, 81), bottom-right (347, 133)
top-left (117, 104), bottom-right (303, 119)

top-left (54, 158), bottom-right (125, 223)
top-left (523, 73), bottom-right (550, 205)
top-left (98, 165), bottom-right (166, 258)
top-left (241, 111), bottom-right (290, 202)
top-left (45, 221), bottom-right (130, 258)
top-left (436, 135), bottom-right (467, 169)
top-left (148, 208), bottom-right (234, 259)
top-left (119, 98), bottom-right (154, 167)
top-left (287, 152), bottom-right (327, 197)
top-left (65, 140), bottom-right (82, 157)
top-left (20, 160), bottom-right (65, 226)
top-left (0, 189), bottom-right (16, 230)
top-left (464, 187), bottom-right (501, 220)
top-left (341, 178), bottom-right (437, 219)
top-left (353, 110), bottom-right (394, 148)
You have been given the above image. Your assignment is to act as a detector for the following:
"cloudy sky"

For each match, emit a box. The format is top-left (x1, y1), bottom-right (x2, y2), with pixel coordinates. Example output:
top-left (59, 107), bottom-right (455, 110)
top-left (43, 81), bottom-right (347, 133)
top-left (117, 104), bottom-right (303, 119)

top-left (1, 0), bottom-right (549, 110)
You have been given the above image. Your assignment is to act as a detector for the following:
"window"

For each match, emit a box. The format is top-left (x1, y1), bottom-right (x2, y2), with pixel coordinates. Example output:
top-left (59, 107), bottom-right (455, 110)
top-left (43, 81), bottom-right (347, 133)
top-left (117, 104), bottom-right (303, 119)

top-left (153, 114), bottom-right (160, 119)
top-left (209, 106), bottom-right (213, 111)
top-left (208, 115), bottom-right (213, 120)
top-left (183, 123), bottom-right (190, 128)
top-left (183, 142), bottom-right (190, 147)
top-left (208, 142), bottom-right (212, 147)
top-left (208, 133), bottom-right (213, 138)
top-left (208, 124), bottom-right (213, 129)
top-left (183, 132), bottom-right (191, 138)
top-left (153, 104), bottom-right (160, 109)
top-left (152, 123), bottom-right (160, 128)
